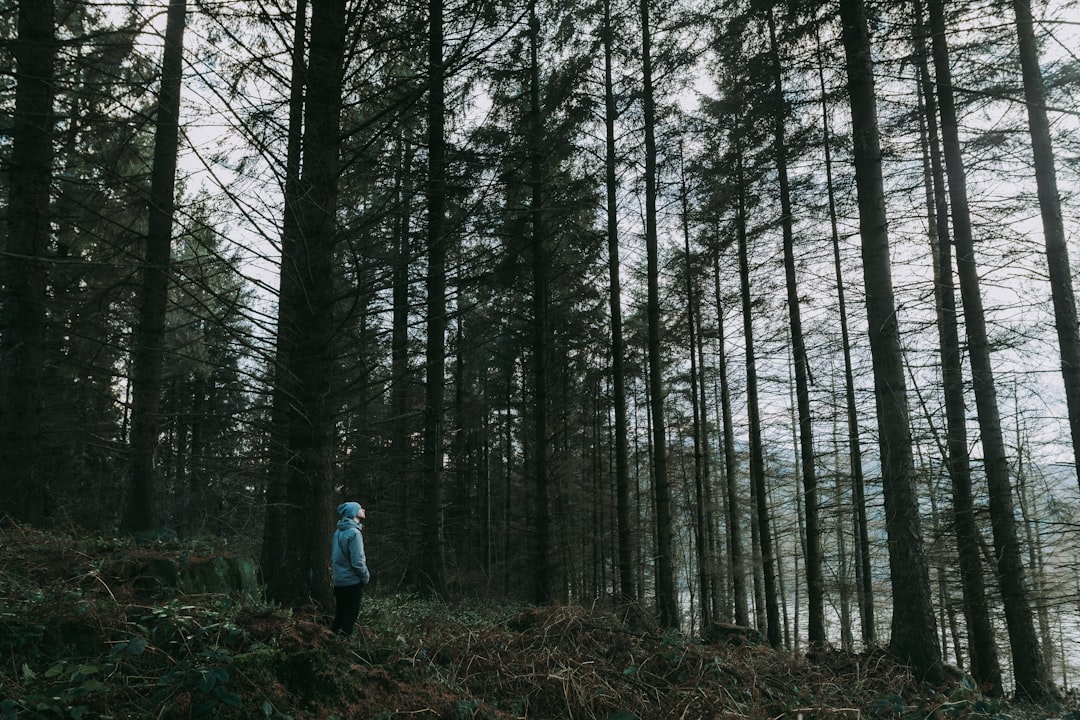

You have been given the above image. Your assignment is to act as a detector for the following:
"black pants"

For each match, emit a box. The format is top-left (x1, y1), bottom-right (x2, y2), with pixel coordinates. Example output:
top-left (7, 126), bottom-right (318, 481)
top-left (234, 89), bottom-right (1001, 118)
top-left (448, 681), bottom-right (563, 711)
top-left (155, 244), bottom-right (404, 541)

top-left (332, 584), bottom-right (363, 636)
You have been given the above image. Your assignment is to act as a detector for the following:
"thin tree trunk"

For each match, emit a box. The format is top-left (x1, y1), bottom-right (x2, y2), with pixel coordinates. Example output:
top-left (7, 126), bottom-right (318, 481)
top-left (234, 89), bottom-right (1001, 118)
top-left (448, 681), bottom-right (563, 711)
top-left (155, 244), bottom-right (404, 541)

top-left (591, 383), bottom-right (604, 599)
top-left (837, 0), bottom-right (942, 682)
top-left (694, 277), bottom-right (720, 628)
top-left (640, 0), bottom-right (678, 630)
top-left (452, 314), bottom-right (469, 566)
top-left (171, 379), bottom-right (189, 535)
top-left (767, 9), bottom-right (823, 647)
top-left (834, 463), bottom-right (854, 652)
top-left (927, 0), bottom-right (1049, 699)
top-left (712, 247), bottom-right (749, 627)
top-left (481, 408), bottom-right (492, 578)
top-left (1011, 0), bottom-right (1080, 496)
top-left (262, 0), bottom-right (307, 586)
top-left (814, 26), bottom-right (874, 646)
top-left (911, 0), bottom-right (1002, 692)
top-left (789, 384), bottom-right (802, 651)
top-left (0, 0), bottom-right (54, 526)
top-left (527, 0), bottom-right (552, 604)
top-left (1015, 446), bottom-right (1054, 682)
top-left (123, 0), bottom-right (188, 534)
top-left (419, 0), bottom-right (448, 598)
top-left (680, 151), bottom-right (712, 627)
top-left (502, 365), bottom-right (515, 596)
top-left (601, 0), bottom-right (636, 611)
top-left (736, 150), bottom-right (781, 647)
top-left (771, 482), bottom-right (791, 649)
top-left (391, 133), bottom-right (416, 581)
top-left (188, 374), bottom-right (207, 535)
top-left (750, 473), bottom-right (765, 633)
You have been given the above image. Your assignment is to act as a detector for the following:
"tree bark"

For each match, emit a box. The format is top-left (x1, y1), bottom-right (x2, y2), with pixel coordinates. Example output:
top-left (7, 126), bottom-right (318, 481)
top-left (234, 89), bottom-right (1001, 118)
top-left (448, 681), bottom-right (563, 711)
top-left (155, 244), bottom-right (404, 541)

top-left (419, 0), bottom-right (448, 597)
top-left (695, 298), bottom-right (721, 628)
top-left (391, 133), bottom-right (417, 582)
top-left (527, 0), bottom-right (552, 604)
top-left (1015, 448), bottom-right (1055, 683)
top-left (837, 0), bottom-right (942, 682)
top-left (680, 152), bottom-right (712, 627)
top-left (1011, 0), bottom-right (1080, 498)
top-left (712, 247), bottom-right (749, 627)
top-left (641, 0), bottom-right (678, 630)
top-left (927, 0), bottom-right (1049, 700)
top-left (815, 25), bottom-right (874, 647)
top-left (912, 0), bottom-right (1003, 694)
top-left (262, 0), bottom-right (307, 587)
top-left (271, 0), bottom-right (345, 607)
top-left (0, 0), bottom-right (54, 526)
top-left (123, 0), bottom-right (188, 534)
top-left (767, 9), bottom-right (823, 647)
top-left (602, 0), bottom-right (637, 611)
top-left (736, 150), bottom-right (781, 647)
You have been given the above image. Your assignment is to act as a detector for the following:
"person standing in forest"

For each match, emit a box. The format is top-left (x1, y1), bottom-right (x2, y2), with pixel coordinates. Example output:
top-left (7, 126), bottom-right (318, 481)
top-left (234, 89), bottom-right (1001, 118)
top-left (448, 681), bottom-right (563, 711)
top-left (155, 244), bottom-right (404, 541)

top-left (330, 501), bottom-right (370, 636)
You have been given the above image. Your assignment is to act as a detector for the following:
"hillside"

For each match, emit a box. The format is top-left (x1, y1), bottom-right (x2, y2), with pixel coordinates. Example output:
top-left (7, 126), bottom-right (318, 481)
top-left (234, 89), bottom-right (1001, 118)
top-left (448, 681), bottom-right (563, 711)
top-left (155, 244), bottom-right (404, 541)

top-left (0, 528), bottom-right (1073, 719)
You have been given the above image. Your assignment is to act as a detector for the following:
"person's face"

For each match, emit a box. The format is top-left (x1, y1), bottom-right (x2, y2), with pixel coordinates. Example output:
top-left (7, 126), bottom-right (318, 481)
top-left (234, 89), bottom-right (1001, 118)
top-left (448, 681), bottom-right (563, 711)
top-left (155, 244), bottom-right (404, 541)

top-left (356, 507), bottom-right (366, 522)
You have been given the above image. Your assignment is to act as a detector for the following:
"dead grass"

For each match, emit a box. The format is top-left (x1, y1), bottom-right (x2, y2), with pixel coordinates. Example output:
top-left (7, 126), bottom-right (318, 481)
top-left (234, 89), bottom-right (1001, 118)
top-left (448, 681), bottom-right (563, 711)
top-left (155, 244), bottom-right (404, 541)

top-left (1, 525), bottom-right (1074, 720)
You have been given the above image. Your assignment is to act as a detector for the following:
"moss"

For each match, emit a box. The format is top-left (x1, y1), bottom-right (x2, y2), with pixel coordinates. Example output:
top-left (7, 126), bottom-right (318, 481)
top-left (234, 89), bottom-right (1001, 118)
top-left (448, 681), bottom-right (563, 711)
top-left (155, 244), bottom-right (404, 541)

top-left (179, 555), bottom-right (260, 598)
top-left (232, 646), bottom-right (347, 708)
top-left (231, 647), bottom-right (284, 686)
top-left (99, 551), bottom-right (261, 600)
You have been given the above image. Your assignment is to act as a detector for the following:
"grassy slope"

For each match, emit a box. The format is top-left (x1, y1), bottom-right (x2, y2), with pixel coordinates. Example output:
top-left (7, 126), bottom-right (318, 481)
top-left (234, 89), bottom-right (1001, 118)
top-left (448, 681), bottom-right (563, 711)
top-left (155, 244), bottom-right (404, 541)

top-left (0, 528), bottom-right (1073, 720)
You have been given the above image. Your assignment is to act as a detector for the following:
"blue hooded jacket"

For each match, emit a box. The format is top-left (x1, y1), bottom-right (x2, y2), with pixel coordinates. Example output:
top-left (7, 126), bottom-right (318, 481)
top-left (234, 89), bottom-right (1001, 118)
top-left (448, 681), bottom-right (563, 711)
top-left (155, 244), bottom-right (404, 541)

top-left (331, 516), bottom-right (370, 588)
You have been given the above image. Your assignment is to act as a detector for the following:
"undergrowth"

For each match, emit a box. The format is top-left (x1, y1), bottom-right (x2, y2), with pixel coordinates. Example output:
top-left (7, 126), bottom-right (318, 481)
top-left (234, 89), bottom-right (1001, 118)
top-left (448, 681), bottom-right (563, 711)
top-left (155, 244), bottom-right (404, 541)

top-left (1, 527), bottom-right (1076, 720)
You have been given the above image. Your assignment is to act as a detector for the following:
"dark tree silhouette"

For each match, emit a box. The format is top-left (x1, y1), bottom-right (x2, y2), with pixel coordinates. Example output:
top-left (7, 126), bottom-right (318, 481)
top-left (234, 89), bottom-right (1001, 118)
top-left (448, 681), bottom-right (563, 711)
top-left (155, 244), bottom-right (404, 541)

top-left (123, 0), bottom-right (188, 533)
top-left (0, 0), bottom-right (55, 526)
top-left (837, 0), bottom-right (942, 682)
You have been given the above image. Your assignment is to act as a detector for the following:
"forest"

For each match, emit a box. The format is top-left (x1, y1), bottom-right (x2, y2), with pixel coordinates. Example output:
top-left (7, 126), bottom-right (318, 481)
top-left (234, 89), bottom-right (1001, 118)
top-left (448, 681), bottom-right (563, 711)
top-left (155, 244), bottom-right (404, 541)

top-left (1, 0), bottom-right (1080, 708)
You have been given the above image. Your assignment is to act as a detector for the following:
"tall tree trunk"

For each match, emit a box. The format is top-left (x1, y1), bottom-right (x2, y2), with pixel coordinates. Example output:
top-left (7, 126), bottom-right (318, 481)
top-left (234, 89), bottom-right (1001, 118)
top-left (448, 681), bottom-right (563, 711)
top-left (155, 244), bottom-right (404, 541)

top-left (602, 0), bottom-right (637, 612)
top-left (123, 0), bottom-right (188, 534)
top-left (921, 461), bottom-right (962, 666)
top-left (1011, 0), bottom-right (1080, 495)
top-left (527, 0), bottom-right (552, 604)
top-left (680, 152), bottom-right (712, 627)
top-left (912, 0), bottom-right (1002, 693)
top-left (695, 297), bottom-right (721, 626)
top-left (272, 0), bottom-right (345, 607)
top-left (1015, 445), bottom-right (1055, 682)
top-left (837, 0), bottom-right (942, 682)
top-left (481, 406), bottom-right (492, 577)
top-left (188, 375), bottom-right (208, 534)
top-left (0, 0), bottom-right (54, 526)
top-left (641, 0), bottom-right (678, 630)
top-left (927, 0), bottom-right (1049, 700)
top-left (736, 150), bottom-right (781, 647)
top-left (694, 273), bottom-right (720, 628)
top-left (814, 26), bottom-right (874, 646)
top-left (391, 133), bottom-right (417, 581)
top-left (502, 364), bottom-right (515, 596)
top-left (833, 463), bottom-right (854, 652)
top-left (262, 0), bottom-right (307, 586)
top-left (419, 0), bottom-right (448, 597)
top-left (767, 9), bottom-right (823, 647)
top-left (712, 247), bottom-right (749, 627)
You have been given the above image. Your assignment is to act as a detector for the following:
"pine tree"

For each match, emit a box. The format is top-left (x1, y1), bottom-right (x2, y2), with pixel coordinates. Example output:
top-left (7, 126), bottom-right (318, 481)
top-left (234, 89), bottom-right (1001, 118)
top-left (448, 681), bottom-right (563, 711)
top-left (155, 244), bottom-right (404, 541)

top-left (0, 0), bottom-right (54, 525)
top-left (837, 0), bottom-right (942, 682)
top-left (271, 0), bottom-right (347, 606)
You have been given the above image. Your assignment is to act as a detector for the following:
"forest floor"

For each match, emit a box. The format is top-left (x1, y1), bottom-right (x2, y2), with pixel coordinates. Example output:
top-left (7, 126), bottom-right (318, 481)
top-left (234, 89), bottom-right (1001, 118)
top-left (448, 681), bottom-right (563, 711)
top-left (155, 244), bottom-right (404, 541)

top-left (1, 527), bottom-right (1075, 720)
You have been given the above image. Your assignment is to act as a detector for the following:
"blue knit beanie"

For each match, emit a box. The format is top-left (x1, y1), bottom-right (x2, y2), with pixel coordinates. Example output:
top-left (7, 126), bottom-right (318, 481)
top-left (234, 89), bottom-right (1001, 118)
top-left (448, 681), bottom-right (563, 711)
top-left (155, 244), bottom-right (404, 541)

top-left (337, 501), bottom-right (362, 518)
